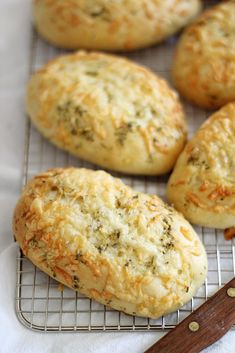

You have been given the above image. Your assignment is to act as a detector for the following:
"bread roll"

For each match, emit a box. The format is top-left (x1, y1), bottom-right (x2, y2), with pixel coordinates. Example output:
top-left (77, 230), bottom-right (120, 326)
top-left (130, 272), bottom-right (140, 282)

top-left (167, 103), bottom-right (235, 231)
top-left (172, 1), bottom-right (235, 109)
top-left (33, 0), bottom-right (202, 51)
top-left (13, 168), bottom-right (207, 319)
top-left (26, 51), bottom-right (187, 175)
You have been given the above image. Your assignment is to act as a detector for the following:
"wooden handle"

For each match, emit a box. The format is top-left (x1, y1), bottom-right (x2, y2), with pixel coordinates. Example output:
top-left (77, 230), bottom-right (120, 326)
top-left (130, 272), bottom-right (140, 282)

top-left (144, 277), bottom-right (235, 353)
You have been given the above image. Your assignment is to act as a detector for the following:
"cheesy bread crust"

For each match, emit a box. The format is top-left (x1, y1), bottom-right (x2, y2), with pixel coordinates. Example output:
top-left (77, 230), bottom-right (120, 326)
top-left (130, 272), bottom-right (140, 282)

top-left (26, 51), bottom-right (187, 175)
top-left (172, 1), bottom-right (235, 109)
top-left (13, 168), bottom-right (207, 319)
top-left (33, 0), bottom-right (201, 51)
top-left (167, 103), bottom-right (235, 229)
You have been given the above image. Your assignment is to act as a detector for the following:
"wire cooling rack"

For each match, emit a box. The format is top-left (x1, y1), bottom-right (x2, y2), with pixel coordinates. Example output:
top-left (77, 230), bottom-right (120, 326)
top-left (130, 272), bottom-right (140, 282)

top-left (16, 4), bottom-right (235, 332)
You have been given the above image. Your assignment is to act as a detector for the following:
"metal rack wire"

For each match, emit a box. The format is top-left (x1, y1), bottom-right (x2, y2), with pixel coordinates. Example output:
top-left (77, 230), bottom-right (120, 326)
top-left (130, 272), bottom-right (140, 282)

top-left (16, 246), bottom-right (235, 332)
top-left (16, 7), bottom-right (235, 332)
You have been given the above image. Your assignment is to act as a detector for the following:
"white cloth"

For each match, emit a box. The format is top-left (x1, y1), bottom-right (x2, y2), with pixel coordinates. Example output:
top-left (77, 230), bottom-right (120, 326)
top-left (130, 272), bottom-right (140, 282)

top-left (0, 1), bottom-right (234, 352)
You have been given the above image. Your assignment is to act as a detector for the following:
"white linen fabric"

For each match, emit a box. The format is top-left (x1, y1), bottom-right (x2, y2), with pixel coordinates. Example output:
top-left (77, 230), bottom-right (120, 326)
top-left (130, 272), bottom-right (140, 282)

top-left (0, 1), bottom-right (234, 352)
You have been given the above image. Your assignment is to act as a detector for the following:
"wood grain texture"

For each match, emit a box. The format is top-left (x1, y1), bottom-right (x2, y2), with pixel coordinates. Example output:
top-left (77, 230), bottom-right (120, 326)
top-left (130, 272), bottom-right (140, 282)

top-left (144, 277), bottom-right (235, 353)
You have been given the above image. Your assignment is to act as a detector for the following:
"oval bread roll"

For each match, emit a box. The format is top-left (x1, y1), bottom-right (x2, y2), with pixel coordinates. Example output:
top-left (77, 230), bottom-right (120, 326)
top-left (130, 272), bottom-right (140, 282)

top-left (26, 51), bottom-right (187, 175)
top-left (167, 103), bottom-right (235, 230)
top-left (33, 0), bottom-right (202, 51)
top-left (13, 168), bottom-right (207, 319)
top-left (172, 1), bottom-right (235, 109)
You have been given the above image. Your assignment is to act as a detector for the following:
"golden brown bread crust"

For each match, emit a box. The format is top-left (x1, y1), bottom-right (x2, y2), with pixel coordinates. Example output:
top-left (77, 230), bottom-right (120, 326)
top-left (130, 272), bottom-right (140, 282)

top-left (172, 1), bottom-right (235, 109)
top-left (13, 168), bottom-right (207, 318)
top-left (167, 103), bottom-right (235, 229)
top-left (26, 51), bottom-right (187, 175)
top-left (33, 0), bottom-right (202, 51)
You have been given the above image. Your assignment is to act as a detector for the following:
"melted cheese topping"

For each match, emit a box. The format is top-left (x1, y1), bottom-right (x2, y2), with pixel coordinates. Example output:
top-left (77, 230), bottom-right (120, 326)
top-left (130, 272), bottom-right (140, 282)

top-left (13, 168), bottom-right (207, 318)
top-left (27, 51), bottom-right (187, 175)
top-left (172, 1), bottom-right (235, 109)
top-left (33, 0), bottom-right (201, 50)
top-left (168, 103), bottom-right (235, 229)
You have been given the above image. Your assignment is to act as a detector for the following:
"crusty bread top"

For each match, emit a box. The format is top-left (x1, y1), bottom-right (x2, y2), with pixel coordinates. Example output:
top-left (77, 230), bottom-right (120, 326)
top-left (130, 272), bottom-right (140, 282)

top-left (13, 168), bottom-right (207, 318)
top-left (26, 51), bottom-right (187, 175)
top-left (33, 0), bottom-right (202, 51)
top-left (167, 103), bottom-right (235, 229)
top-left (172, 1), bottom-right (235, 109)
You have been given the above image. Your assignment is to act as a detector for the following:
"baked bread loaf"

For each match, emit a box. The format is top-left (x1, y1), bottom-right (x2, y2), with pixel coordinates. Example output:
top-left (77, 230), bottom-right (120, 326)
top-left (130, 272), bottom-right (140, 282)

top-left (167, 103), bottom-right (235, 232)
top-left (26, 51), bottom-right (187, 175)
top-left (33, 0), bottom-right (202, 51)
top-left (13, 168), bottom-right (207, 319)
top-left (172, 1), bottom-right (235, 109)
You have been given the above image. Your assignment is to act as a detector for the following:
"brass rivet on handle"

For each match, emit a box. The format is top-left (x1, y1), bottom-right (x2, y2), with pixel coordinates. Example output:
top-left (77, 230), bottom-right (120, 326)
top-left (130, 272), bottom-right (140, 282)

top-left (188, 321), bottom-right (200, 332)
top-left (227, 287), bottom-right (235, 298)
